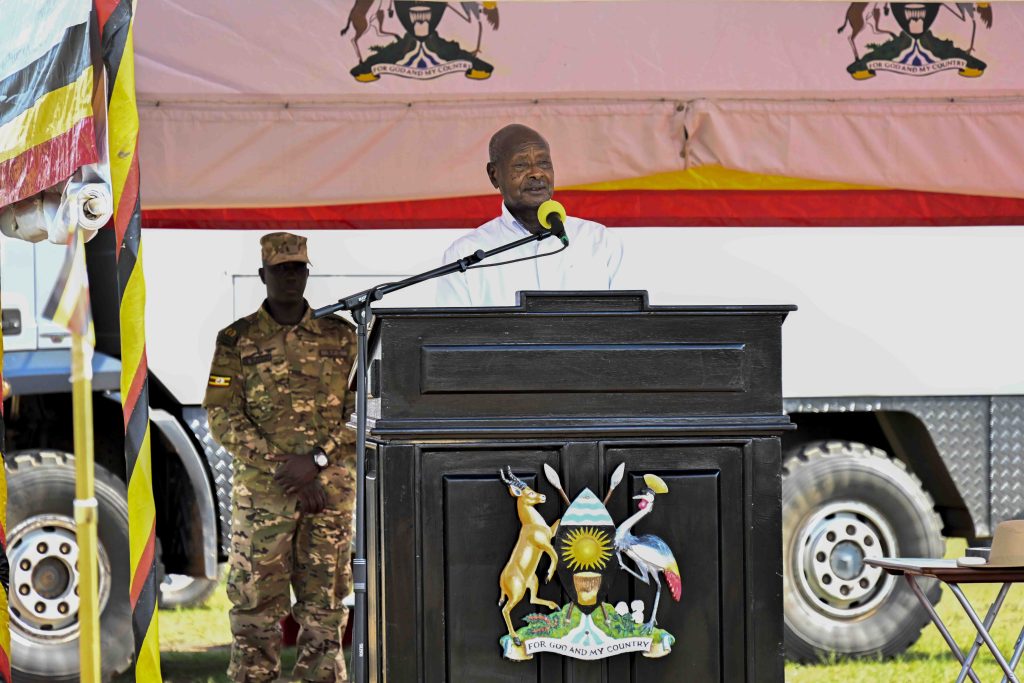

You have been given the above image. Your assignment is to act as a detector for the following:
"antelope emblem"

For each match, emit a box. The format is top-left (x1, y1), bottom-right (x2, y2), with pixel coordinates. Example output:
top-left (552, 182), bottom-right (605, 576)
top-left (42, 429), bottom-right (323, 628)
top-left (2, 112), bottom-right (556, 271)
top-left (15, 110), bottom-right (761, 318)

top-left (497, 466), bottom-right (561, 646)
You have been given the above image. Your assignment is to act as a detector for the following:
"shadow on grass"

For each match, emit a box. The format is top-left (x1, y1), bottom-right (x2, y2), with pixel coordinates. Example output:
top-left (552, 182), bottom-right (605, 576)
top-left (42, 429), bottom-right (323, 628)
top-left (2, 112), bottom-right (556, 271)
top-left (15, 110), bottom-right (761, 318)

top-left (790, 648), bottom-right (968, 669)
top-left (896, 650), bottom-right (972, 664)
top-left (113, 647), bottom-right (299, 683)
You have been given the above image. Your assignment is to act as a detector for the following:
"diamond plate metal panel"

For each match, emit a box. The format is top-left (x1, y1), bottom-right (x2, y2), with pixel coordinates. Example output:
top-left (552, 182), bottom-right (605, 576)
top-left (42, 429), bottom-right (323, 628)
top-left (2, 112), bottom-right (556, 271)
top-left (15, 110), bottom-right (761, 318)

top-left (786, 396), bottom-right (991, 537)
top-left (991, 397), bottom-right (1024, 526)
top-left (183, 406), bottom-right (234, 556)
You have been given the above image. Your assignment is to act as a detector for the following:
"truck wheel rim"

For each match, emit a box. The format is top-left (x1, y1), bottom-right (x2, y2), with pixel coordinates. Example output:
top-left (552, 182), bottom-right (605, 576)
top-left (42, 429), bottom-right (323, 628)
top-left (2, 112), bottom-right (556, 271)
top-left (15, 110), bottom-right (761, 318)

top-left (793, 501), bottom-right (896, 619)
top-left (161, 574), bottom-right (197, 594)
top-left (8, 514), bottom-right (112, 641)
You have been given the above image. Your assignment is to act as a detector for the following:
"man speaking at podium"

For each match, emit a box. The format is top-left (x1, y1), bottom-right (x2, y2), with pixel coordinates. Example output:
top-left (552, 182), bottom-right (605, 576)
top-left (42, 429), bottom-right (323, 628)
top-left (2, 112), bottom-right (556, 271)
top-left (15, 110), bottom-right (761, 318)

top-left (436, 124), bottom-right (624, 307)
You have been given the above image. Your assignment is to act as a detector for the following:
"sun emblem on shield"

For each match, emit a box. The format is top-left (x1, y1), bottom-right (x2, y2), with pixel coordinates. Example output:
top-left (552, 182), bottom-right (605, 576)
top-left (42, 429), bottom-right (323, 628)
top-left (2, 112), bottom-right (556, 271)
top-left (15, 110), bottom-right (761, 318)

top-left (561, 527), bottom-right (613, 571)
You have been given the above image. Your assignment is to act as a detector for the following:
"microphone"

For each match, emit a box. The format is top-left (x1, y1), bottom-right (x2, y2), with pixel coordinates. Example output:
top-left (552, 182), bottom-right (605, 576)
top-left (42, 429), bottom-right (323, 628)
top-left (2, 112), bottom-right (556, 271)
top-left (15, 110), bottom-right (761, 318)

top-left (538, 199), bottom-right (569, 246)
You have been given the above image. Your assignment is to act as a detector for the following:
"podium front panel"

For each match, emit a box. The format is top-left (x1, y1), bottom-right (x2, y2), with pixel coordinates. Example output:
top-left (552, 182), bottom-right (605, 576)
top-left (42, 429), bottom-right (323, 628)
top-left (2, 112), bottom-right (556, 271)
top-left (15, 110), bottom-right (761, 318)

top-left (374, 439), bottom-right (780, 683)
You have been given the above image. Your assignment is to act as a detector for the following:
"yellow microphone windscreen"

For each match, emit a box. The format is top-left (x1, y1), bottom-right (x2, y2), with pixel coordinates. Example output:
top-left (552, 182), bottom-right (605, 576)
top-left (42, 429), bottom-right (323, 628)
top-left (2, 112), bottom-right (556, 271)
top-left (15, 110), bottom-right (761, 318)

top-left (537, 199), bottom-right (566, 230)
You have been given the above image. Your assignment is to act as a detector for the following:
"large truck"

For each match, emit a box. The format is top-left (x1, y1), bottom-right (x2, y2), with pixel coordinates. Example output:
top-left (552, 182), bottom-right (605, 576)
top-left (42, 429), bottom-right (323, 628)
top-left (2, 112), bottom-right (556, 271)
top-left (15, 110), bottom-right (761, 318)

top-left (4, 1), bottom-right (1024, 680)
top-left (4, 220), bottom-right (1024, 679)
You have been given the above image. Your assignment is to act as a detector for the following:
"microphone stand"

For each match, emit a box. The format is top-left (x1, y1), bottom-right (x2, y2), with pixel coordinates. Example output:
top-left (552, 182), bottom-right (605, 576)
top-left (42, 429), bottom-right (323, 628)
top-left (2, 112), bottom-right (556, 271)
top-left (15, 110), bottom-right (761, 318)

top-left (313, 228), bottom-right (558, 683)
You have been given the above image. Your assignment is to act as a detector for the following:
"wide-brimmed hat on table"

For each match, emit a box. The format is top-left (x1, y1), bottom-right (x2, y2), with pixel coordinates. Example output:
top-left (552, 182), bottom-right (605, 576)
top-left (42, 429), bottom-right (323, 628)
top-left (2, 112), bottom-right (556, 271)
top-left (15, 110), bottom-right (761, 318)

top-left (958, 520), bottom-right (1024, 568)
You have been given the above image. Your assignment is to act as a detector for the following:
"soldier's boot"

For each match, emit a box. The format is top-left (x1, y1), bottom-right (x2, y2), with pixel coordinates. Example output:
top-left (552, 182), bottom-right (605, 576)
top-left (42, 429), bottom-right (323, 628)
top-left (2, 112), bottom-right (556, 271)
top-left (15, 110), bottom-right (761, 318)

top-left (290, 605), bottom-right (349, 682)
top-left (226, 634), bottom-right (283, 683)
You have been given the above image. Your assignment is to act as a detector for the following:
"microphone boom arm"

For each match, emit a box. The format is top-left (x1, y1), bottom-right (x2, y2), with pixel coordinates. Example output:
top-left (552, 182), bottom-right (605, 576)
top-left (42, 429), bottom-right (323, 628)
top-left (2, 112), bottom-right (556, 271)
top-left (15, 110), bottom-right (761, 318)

top-left (313, 229), bottom-right (554, 317)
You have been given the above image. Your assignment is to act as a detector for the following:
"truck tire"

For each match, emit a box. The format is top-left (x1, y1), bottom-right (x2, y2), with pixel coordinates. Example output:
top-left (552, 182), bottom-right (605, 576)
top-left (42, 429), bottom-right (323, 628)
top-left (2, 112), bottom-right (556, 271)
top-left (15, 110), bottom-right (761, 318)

top-left (158, 565), bottom-right (222, 610)
top-left (6, 450), bottom-right (133, 681)
top-left (782, 440), bottom-right (944, 661)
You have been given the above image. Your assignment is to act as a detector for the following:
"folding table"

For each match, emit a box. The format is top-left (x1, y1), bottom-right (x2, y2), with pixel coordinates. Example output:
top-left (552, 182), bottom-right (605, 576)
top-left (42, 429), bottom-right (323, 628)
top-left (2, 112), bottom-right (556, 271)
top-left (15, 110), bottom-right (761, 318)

top-left (867, 558), bottom-right (1024, 683)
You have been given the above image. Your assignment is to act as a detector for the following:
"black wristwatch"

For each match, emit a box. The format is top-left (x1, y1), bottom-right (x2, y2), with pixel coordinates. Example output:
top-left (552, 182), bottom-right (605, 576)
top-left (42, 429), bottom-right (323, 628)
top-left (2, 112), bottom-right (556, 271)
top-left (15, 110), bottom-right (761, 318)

top-left (312, 448), bottom-right (329, 470)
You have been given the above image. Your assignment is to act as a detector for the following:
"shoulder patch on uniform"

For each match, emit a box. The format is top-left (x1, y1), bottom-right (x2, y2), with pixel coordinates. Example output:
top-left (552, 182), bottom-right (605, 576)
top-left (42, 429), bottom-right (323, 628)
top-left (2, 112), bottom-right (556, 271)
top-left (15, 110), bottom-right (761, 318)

top-left (322, 314), bottom-right (356, 331)
top-left (216, 329), bottom-right (238, 347)
top-left (218, 318), bottom-right (252, 347)
top-left (231, 318), bottom-right (253, 335)
top-left (208, 375), bottom-right (231, 387)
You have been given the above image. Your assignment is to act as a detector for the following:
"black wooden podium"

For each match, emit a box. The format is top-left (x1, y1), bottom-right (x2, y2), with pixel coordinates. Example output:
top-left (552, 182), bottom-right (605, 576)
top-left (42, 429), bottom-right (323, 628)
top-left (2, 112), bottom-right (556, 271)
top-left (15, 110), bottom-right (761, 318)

top-left (361, 292), bottom-right (794, 683)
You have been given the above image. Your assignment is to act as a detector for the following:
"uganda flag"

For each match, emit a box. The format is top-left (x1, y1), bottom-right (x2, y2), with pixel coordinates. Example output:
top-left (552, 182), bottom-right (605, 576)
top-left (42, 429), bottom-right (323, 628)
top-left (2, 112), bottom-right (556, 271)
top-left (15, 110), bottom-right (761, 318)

top-left (0, 0), bottom-right (100, 207)
top-left (41, 222), bottom-right (94, 345)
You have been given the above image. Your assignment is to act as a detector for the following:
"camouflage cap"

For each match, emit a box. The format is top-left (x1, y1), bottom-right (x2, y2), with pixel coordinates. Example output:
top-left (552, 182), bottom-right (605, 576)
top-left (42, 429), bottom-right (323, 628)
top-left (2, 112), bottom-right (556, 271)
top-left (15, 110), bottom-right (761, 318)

top-left (260, 232), bottom-right (311, 266)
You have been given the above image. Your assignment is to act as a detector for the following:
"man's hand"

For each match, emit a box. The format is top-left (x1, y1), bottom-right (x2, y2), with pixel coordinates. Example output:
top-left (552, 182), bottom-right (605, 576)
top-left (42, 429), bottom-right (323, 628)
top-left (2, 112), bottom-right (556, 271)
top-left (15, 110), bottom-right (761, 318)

top-left (296, 480), bottom-right (327, 515)
top-left (271, 452), bottom-right (319, 494)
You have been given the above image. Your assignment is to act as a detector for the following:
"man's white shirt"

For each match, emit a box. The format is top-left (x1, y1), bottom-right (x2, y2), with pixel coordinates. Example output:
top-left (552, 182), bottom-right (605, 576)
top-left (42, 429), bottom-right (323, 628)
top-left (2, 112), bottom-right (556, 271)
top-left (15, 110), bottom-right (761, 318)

top-left (436, 203), bottom-right (624, 307)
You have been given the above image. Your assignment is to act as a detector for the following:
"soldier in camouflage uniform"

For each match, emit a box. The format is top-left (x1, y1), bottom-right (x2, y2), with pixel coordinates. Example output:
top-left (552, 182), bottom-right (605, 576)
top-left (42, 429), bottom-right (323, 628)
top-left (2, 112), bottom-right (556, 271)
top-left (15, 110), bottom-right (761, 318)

top-left (204, 232), bottom-right (357, 682)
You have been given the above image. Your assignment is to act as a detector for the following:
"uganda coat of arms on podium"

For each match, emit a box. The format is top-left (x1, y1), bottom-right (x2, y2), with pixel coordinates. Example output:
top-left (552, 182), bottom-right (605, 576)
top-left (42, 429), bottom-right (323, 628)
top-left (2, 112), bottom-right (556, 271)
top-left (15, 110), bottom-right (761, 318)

top-left (497, 464), bottom-right (681, 661)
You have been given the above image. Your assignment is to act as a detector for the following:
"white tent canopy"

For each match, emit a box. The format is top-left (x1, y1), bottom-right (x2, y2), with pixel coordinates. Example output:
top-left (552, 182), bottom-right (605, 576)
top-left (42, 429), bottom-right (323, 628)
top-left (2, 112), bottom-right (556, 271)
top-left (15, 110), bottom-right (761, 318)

top-left (135, 1), bottom-right (1024, 208)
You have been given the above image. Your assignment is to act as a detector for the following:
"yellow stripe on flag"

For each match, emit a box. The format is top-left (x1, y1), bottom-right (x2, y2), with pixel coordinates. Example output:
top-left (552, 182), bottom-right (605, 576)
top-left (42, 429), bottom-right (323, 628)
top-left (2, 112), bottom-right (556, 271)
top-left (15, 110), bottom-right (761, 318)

top-left (0, 66), bottom-right (93, 165)
top-left (0, 587), bottom-right (8, 670)
top-left (135, 614), bottom-right (161, 682)
top-left (126, 425), bottom-right (155, 574)
top-left (564, 165), bottom-right (878, 192)
top-left (118, 245), bottom-right (147, 397)
top-left (108, 27), bottom-right (139, 214)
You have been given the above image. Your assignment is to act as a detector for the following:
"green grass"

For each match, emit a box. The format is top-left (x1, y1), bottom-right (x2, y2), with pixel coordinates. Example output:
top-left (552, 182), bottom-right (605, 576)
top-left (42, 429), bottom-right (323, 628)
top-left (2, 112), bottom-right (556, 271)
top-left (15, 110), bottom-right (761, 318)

top-left (113, 586), bottom-right (300, 682)
top-left (137, 540), bottom-right (1022, 681)
top-left (159, 582), bottom-right (234, 652)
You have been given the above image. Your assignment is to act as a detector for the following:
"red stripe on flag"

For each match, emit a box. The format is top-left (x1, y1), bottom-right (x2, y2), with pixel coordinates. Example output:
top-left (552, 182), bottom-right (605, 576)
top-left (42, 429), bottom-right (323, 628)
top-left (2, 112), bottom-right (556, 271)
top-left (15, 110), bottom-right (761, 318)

top-left (95, 0), bottom-right (121, 37)
top-left (565, 188), bottom-right (1024, 227)
top-left (68, 295), bottom-right (91, 340)
top-left (114, 154), bottom-right (140, 254)
top-left (144, 194), bottom-right (497, 231)
top-left (0, 643), bottom-right (10, 683)
top-left (0, 118), bottom-right (97, 206)
top-left (129, 520), bottom-right (156, 609)
top-left (122, 350), bottom-right (147, 428)
top-left (142, 188), bottom-right (1024, 230)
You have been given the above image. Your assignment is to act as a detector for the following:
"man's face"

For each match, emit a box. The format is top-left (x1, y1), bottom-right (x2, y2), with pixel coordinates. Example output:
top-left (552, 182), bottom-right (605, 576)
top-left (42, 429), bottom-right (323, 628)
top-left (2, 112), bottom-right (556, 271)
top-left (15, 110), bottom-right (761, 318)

top-left (259, 260), bottom-right (309, 304)
top-left (487, 138), bottom-right (554, 213)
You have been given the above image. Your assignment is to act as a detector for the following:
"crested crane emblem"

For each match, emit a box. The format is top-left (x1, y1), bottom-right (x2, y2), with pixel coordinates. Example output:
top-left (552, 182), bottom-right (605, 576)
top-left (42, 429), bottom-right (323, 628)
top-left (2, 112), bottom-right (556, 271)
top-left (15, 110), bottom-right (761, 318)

top-left (613, 474), bottom-right (683, 631)
top-left (498, 464), bottom-right (680, 662)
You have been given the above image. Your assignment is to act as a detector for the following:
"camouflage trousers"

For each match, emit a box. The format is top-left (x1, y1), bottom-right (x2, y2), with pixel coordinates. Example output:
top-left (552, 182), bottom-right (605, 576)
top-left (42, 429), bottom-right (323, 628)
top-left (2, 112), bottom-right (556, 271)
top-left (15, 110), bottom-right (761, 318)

top-left (227, 504), bottom-right (353, 683)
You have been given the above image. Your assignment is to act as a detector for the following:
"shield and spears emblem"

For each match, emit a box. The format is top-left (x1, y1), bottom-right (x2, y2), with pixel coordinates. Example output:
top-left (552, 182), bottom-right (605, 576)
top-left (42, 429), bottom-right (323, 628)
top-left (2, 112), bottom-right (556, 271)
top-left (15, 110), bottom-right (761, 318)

top-left (556, 488), bottom-right (615, 614)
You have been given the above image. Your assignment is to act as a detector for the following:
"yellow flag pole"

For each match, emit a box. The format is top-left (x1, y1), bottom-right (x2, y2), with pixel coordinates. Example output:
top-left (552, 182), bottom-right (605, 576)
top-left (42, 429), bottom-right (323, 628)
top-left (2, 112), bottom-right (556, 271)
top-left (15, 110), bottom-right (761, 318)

top-left (70, 245), bottom-right (100, 683)
top-left (0, 275), bottom-right (10, 683)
